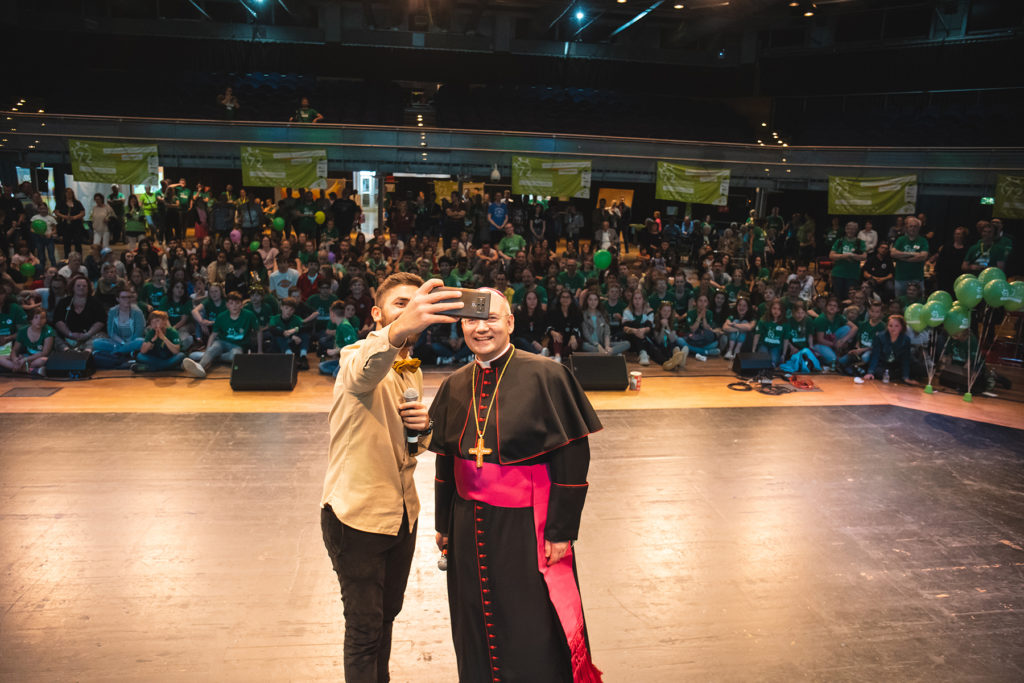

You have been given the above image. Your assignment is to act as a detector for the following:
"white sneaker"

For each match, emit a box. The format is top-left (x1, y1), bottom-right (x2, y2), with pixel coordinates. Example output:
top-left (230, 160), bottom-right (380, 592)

top-left (638, 350), bottom-right (650, 366)
top-left (553, 354), bottom-right (562, 363)
top-left (541, 348), bottom-right (551, 357)
top-left (853, 376), bottom-right (865, 384)
top-left (695, 353), bottom-right (708, 362)
top-left (183, 357), bottom-right (207, 378)
top-left (723, 351), bottom-right (735, 361)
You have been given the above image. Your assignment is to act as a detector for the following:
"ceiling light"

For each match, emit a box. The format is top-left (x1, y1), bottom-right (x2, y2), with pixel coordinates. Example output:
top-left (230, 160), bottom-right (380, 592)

top-left (786, 169), bottom-right (792, 173)
top-left (575, 11), bottom-right (584, 20)
top-left (673, 3), bottom-right (684, 8)
top-left (28, 145), bottom-right (34, 149)
top-left (764, 168), bottom-right (770, 172)
top-left (417, 122), bottom-right (423, 126)
top-left (761, 122), bottom-right (767, 127)
top-left (421, 142), bottom-right (426, 146)
top-left (804, 10), bottom-right (814, 16)
top-left (782, 143), bottom-right (788, 147)
top-left (617, 0), bottom-right (627, 3)
top-left (38, 109), bottom-right (44, 113)
top-left (789, 1), bottom-right (798, 6)
top-left (772, 132), bottom-right (778, 137)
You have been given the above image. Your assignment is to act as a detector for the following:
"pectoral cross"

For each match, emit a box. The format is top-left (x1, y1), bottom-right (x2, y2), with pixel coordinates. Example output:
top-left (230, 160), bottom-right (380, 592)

top-left (468, 437), bottom-right (491, 468)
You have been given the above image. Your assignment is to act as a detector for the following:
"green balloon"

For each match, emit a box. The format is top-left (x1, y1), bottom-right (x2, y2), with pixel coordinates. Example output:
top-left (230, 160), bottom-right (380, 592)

top-left (19, 262), bottom-right (35, 278)
top-left (926, 290), bottom-right (953, 309)
top-left (1003, 281), bottom-right (1024, 312)
top-left (954, 277), bottom-right (984, 309)
top-left (954, 273), bottom-right (976, 290)
top-left (943, 307), bottom-right (970, 336)
top-left (983, 279), bottom-right (1012, 308)
top-left (978, 266), bottom-right (1006, 286)
top-left (904, 303), bottom-right (927, 332)
top-left (31, 218), bottom-right (47, 235)
top-left (272, 217), bottom-right (285, 231)
top-left (925, 300), bottom-right (948, 327)
top-left (593, 249), bottom-right (612, 270)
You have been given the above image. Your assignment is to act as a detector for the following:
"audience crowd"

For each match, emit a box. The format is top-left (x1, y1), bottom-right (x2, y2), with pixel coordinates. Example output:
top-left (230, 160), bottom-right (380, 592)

top-left (0, 176), bottom-right (1018, 393)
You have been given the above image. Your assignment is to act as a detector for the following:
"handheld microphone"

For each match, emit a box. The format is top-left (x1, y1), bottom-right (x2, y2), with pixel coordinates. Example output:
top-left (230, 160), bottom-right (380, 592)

top-left (438, 542), bottom-right (448, 571)
top-left (403, 387), bottom-right (420, 454)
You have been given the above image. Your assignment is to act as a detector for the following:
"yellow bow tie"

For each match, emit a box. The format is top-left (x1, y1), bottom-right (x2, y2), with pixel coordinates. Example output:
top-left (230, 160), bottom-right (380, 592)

top-left (392, 358), bottom-right (421, 374)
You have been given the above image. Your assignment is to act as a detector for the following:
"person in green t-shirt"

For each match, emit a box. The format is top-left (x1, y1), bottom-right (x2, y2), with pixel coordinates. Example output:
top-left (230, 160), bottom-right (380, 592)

top-left (511, 269), bottom-right (548, 307)
top-left (135, 310), bottom-right (185, 372)
top-left (307, 279), bottom-right (339, 339)
top-left (267, 296), bottom-right (313, 369)
top-left (289, 97), bottom-right (323, 124)
top-left (162, 280), bottom-right (195, 352)
top-left (722, 296), bottom-right (756, 360)
top-left (0, 308), bottom-right (53, 376)
top-left (245, 287), bottom-right (280, 352)
top-left (0, 287), bottom-right (28, 355)
top-left (891, 216), bottom-right (929, 298)
top-left (752, 300), bottom-right (787, 366)
top-left (828, 221), bottom-right (867, 301)
top-left (191, 282), bottom-right (229, 343)
top-left (141, 268), bottom-right (169, 313)
top-left (319, 300), bottom-right (359, 377)
top-left (961, 222), bottom-right (1009, 274)
top-left (183, 291), bottom-right (259, 377)
top-left (895, 281), bottom-right (924, 312)
top-left (780, 302), bottom-right (821, 371)
top-left (837, 302), bottom-right (885, 375)
top-left (556, 258), bottom-right (587, 297)
top-left (811, 297), bottom-right (857, 367)
top-left (497, 225), bottom-right (527, 261)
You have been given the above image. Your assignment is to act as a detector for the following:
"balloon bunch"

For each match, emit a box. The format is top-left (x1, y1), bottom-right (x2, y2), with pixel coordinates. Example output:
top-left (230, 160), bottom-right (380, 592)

top-left (905, 267), bottom-right (1021, 401)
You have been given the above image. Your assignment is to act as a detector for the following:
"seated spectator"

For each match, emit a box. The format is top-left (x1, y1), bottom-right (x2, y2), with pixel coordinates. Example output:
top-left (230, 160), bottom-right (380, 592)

top-left (223, 257), bottom-right (253, 300)
top-left (511, 289), bottom-right (547, 354)
top-left (681, 293), bottom-right (717, 361)
top-left (722, 296), bottom-right (756, 360)
top-left (621, 288), bottom-right (657, 366)
top-left (580, 291), bottom-right (630, 356)
top-left (134, 310), bottom-right (185, 373)
top-left (58, 250), bottom-right (89, 280)
top-left (318, 301), bottom-right (359, 377)
top-left (511, 268), bottom-right (548, 309)
top-left (191, 282), bottom-right (228, 344)
top-left (266, 297), bottom-right (312, 369)
top-left (651, 302), bottom-right (687, 370)
top-left (812, 297), bottom-right (856, 368)
top-left (95, 262), bottom-right (126, 310)
top-left (752, 300), bottom-right (787, 367)
top-left (54, 275), bottom-right (107, 351)
top-left (863, 315), bottom-right (919, 385)
top-left (838, 301), bottom-right (885, 376)
top-left (0, 283), bottom-right (28, 355)
top-left (141, 267), bottom-right (169, 312)
top-left (92, 289), bottom-right (147, 359)
top-left (289, 97), bottom-right (323, 124)
top-left (183, 291), bottom-right (258, 378)
top-left (345, 277), bottom-right (375, 335)
top-left (0, 307), bottom-right (53, 376)
top-left (543, 288), bottom-right (582, 363)
top-left (162, 280), bottom-right (195, 352)
top-left (782, 302), bottom-right (820, 372)
top-left (306, 279), bottom-right (338, 336)
top-left (269, 255), bottom-right (301, 299)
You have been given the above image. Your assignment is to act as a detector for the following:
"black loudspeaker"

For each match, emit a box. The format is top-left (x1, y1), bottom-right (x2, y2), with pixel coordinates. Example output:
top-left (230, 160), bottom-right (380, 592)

top-left (230, 353), bottom-right (297, 391)
top-left (569, 352), bottom-right (629, 391)
top-left (732, 352), bottom-right (773, 376)
top-left (939, 366), bottom-right (978, 393)
top-left (45, 350), bottom-right (95, 379)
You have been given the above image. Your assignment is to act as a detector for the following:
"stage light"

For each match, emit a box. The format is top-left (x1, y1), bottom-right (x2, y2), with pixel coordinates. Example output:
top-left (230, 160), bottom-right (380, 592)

top-left (576, 11), bottom-right (584, 20)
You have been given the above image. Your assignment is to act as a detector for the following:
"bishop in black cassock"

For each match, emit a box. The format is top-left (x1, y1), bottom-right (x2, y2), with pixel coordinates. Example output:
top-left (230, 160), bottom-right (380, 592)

top-left (430, 289), bottom-right (603, 683)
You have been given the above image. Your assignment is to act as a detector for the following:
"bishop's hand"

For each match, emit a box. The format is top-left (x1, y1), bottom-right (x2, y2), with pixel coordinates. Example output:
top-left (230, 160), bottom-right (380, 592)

top-left (545, 540), bottom-right (570, 566)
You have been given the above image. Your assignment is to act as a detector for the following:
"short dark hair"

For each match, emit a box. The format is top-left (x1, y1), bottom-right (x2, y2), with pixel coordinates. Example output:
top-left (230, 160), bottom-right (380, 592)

top-left (329, 300), bottom-right (346, 315)
top-left (375, 272), bottom-right (423, 308)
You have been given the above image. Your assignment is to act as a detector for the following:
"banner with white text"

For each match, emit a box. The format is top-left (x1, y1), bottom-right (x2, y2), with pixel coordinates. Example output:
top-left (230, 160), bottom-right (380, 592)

top-left (241, 146), bottom-right (327, 189)
top-left (69, 139), bottom-right (159, 185)
top-left (511, 156), bottom-right (591, 199)
top-left (828, 175), bottom-right (918, 215)
top-left (655, 163), bottom-right (729, 206)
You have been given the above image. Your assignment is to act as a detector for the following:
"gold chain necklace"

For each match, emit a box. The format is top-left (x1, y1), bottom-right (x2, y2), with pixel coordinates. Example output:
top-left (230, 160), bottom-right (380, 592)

top-left (468, 348), bottom-right (515, 468)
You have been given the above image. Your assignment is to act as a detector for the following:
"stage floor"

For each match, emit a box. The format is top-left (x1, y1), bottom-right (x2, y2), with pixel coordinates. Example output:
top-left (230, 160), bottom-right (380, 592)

top-left (1, 406), bottom-right (1023, 682)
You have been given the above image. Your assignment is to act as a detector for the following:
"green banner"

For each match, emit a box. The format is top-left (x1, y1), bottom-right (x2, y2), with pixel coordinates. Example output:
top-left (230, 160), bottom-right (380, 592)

top-left (828, 175), bottom-right (917, 215)
top-left (511, 156), bottom-right (591, 199)
top-left (69, 139), bottom-right (159, 185)
top-left (655, 162), bottom-right (729, 206)
top-left (994, 174), bottom-right (1024, 219)
top-left (241, 146), bottom-right (327, 189)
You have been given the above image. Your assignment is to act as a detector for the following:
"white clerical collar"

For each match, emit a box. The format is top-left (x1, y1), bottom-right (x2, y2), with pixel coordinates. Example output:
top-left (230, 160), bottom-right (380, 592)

top-left (475, 343), bottom-right (512, 369)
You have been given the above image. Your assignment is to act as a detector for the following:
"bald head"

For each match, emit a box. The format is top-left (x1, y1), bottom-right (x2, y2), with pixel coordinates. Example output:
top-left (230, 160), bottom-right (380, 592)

top-left (482, 287), bottom-right (511, 316)
top-left (462, 288), bottom-right (514, 361)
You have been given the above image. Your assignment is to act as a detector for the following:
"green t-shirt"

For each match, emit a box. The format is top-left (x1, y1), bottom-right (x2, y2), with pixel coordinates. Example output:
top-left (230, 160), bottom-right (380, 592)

top-left (648, 291), bottom-right (673, 312)
top-left (892, 235), bottom-right (929, 281)
top-left (244, 297), bottom-right (280, 328)
top-left (164, 299), bottom-right (193, 324)
top-left (684, 308), bottom-right (713, 332)
top-left (143, 326), bottom-right (181, 354)
top-left (751, 227), bottom-right (767, 255)
top-left (450, 268), bottom-right (475, 287)
top-left (603, 298), bottom-right (627, 323)
top-left (756, 319), bottom-right (787, 347)
top-left (140, 191), bottom-right (160, 216)
top-left (963, 240), bottom-right (1009, 270)
top-left (498, 233), bottom-right (527, 258)
top-left (948, 334), bottom-right (978, 366)
top-left (201, 297), bottom-right (228, 322)
top-left (512, 284), bottom-right (548, 306)
top-left (724, 282), bottom-right (743, 304)
top-left (857, 319), bottom-right (885, 348)
top-left (142, 283), bottom-right (167, 310)
top-left (293, 107), bottom-right (320, 123)
top-left (896, 295), bottom-right (923, 311)
top-left (296, 202), bottom-right (317, 232)
top-left (334, 320), bottom-right (358, 349)
top-left (812, 313), bottom-right (845, 336)
top-left (830, 237), bottom-right (866, 280)
top-left (213, 309), bottom-right (259, 349)
top-left (15, 324), bottom-right (54, 355)
top-left (0, 303), bottom-right (27, 336)
top-left (176, 187), bottom-right (192, 211)
top-left (556, 270), bottom-right (586, 292)
top-left (307, 293), bottom-right (338, 320)
top-left (785, 319), bottom-right (812, 349)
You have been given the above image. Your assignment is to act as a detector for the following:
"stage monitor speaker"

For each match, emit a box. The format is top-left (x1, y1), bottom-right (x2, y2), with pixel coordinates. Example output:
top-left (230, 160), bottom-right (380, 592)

top-left (569, 353), bottom-right (629, 391)
top-left (939, 366), bottom-right (978, 393)
top-left (230, 353), bottom-right (297, 391)
top-left (45, 350), bottom-right (95, 379)
top-left (733, 352), bottom-right (772, 376)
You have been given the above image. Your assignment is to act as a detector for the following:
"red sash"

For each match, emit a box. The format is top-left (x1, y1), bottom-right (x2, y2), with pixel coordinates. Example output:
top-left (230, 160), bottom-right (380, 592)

top-left (455, 458), bottom-right (603, 683)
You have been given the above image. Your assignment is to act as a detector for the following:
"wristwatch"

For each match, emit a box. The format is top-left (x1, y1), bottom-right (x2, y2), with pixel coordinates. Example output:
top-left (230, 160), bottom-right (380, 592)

top-left (420, 419), bottom-right (434, 437)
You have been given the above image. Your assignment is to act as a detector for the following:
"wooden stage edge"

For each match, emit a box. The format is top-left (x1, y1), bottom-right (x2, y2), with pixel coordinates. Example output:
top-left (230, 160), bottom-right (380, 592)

top-left (1, 370), bottom-right (1021, 430)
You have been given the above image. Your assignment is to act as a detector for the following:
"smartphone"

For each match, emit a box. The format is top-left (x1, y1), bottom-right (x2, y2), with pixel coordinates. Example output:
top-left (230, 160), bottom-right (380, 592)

top-left (438, 287), bottom-right (491, 320)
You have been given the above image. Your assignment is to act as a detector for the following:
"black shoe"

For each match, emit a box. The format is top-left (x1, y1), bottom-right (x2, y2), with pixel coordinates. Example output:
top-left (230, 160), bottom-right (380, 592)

top-left (131, 363), bottom-right (149, 374)
top-left (297, 355), bottom-right (309, 370)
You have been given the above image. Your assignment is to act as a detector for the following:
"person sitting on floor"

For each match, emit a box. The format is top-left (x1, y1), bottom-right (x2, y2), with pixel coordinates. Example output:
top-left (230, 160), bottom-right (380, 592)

top-left (93, 288), bottom-right (147, 361)
top-left (838, 301), bottom-right (884, 376)
top-left (318, 300), bottom-right (358, 378)
top-left (652, 301), bottom-right (688, 370)
top-left (134, 310), bottom-right (185, 373)
top-left (267, 297), bottom-right (313, 369)
top-left (781, 302), bottom-right (820, 372)
top-left (721, 296), bottom-right (756, 360)
top-left (183, 291), bottom-right (259, 378)
top-left (863, 314), bottom-right (919, 385)
top-left (0, 307), bottom-right (53, 376)
top-left (752, 299), bottom-right (787, 367)
top-left (580, 290), bottom-right (631, 357)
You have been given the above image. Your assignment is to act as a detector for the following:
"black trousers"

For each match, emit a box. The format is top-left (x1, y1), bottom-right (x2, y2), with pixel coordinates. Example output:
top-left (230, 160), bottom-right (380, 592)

top-left (321, 504), bottom-right (417, 683)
